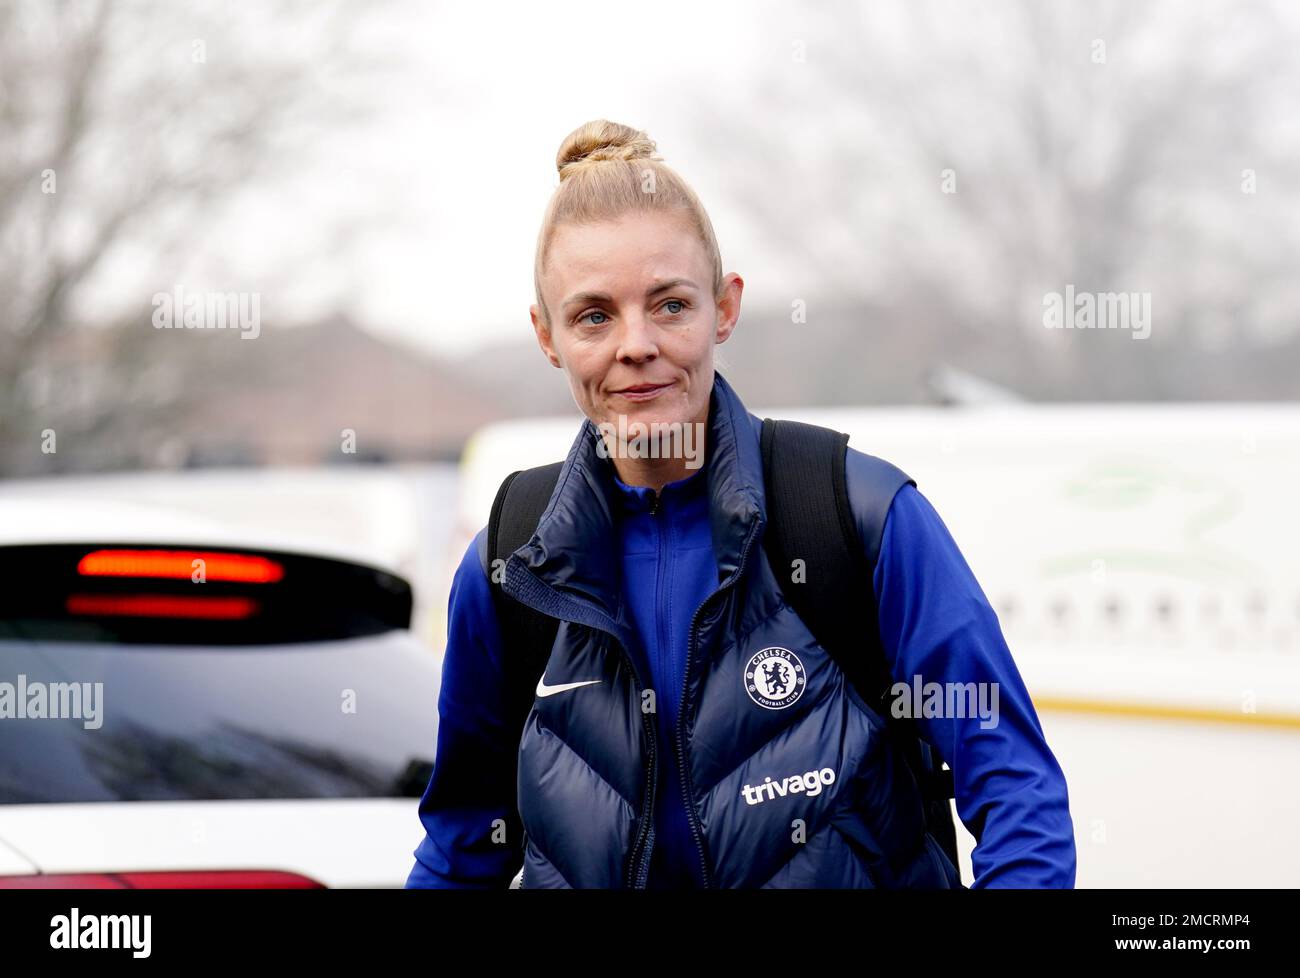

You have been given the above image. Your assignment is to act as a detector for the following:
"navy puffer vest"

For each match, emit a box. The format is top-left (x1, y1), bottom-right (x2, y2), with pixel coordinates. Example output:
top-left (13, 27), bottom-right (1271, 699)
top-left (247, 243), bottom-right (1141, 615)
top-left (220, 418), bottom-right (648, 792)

top-left (500, 372), bottom-right (962, 888)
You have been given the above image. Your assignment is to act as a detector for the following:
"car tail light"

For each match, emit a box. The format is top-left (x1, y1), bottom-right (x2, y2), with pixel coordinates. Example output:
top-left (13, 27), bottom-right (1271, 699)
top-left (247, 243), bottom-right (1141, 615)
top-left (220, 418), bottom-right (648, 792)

top-left (78, 549), bottom-right (285, 583)
top-left (0, 543), bottom-right (412, 644)
top-left (0, 870), bottom-right (325, 889)
top-left (65, 594), bottom-right (260, 620)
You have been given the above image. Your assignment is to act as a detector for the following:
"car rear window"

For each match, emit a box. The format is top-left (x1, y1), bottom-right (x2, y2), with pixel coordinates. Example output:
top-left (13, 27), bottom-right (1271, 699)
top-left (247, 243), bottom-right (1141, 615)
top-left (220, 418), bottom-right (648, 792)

top-left (0, 631), bottom-right (438, 804)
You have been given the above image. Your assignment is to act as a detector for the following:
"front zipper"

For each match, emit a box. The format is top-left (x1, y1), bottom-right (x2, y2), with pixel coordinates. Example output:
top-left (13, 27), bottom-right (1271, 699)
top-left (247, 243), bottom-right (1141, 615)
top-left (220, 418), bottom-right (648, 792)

top-left (635, 487), bottom-right (670, 888)
top-left (675, 515), bottom-right (763, 889)
top-left (575, 622), bottom-right (658, 888)
top-left (614, 627), bottom-right (658, 888)
top-left (653, 498), bottom-right (670, 770)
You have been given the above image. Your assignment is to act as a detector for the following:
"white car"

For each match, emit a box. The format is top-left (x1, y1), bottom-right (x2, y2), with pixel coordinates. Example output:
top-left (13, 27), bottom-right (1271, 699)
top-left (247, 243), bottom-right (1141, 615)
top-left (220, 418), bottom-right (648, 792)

top-left (0, 497), bottom-right (438, 888)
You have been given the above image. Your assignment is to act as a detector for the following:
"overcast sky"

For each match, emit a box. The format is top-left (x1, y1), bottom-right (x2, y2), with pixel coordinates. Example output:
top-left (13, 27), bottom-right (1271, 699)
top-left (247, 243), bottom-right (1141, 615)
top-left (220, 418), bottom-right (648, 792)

top-left (74, 0), bottom-right (1294, 359)
top-left (130, 0), bottom-right (822, 358)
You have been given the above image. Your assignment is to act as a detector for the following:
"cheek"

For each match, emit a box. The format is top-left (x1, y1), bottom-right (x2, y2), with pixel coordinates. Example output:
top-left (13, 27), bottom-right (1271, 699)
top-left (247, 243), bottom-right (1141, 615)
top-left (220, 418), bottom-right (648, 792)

top-left (558, 342), bottom-right (596, 381)
top-left (678, 321), bottom-right (715, 367)
top-left (565, 355), bottom-right (608, 405)
top-left (684, 313), bottom-right (717, 351)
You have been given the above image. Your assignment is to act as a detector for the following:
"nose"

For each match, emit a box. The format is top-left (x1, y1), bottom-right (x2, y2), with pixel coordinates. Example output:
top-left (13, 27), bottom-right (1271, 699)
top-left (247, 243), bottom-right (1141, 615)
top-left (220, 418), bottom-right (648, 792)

top-left (615, 312), bottom-right (658, 364)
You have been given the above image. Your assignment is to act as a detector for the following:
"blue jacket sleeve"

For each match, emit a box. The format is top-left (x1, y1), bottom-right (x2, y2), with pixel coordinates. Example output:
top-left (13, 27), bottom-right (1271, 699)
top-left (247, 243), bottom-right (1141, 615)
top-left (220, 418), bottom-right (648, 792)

top-left (863, 476), bottom-right (1077, 889)
top-left (405, 526), bottom-right (522, 888)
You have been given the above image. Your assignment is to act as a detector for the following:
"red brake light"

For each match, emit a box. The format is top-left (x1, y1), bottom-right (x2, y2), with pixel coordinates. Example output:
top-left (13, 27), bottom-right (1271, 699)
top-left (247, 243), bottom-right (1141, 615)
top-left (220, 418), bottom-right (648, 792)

top-left (65, 594), bottom-right (260, 620)
top-left (0, 870), bottom-right (325, 889)
top-left (77, 549), bottom-right (285, 583)
top-left (0, 873), bottom-right (126, 889)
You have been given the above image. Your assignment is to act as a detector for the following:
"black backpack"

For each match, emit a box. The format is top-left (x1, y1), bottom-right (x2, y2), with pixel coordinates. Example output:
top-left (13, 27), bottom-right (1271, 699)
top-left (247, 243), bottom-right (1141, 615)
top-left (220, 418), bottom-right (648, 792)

top-left (486, 417), bottom-right (961, 878)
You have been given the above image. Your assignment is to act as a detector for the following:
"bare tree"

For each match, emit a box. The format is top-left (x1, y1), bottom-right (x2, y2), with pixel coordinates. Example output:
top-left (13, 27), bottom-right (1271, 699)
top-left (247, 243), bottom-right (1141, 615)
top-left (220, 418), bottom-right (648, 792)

top-left (0, 0), bottom-right (391, 475)
top-left (686, 0), bottom-right (1300, 401)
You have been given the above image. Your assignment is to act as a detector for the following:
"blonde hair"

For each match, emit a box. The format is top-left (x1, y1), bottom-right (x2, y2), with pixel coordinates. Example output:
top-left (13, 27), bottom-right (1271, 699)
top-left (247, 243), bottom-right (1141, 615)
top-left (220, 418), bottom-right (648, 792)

top-left (533, 119), bottom-right (725, 329)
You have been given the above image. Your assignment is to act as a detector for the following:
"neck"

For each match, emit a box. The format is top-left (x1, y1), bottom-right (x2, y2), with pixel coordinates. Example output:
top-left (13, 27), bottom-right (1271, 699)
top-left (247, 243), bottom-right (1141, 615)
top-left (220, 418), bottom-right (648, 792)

top-left (610, 452), bottom-right (697, 493)
top-left (602, 415), bottom-right (709, 493)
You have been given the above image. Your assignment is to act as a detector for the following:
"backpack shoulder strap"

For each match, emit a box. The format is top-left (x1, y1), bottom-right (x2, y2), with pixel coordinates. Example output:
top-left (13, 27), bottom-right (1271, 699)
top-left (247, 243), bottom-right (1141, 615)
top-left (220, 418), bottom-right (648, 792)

top-left (486, 462), bottom-right (564, 722)
top-left (759, 417), bottom-right (909, 711)
top-left (760, 417), bottom-right (961, 871)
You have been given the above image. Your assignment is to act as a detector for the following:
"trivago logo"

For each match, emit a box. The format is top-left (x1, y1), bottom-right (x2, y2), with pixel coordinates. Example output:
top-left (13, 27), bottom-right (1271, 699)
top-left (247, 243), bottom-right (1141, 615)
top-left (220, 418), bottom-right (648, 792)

top-left (741, 767), bottom-right (836, 806)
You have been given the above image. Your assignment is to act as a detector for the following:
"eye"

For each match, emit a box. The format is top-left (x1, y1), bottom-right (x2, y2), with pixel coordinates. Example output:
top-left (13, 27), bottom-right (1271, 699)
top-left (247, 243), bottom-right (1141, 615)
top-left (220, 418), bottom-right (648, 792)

top-left (661, 299), bottom-right (687, 315)
top-left (578, 310), bottom-right (609, 327)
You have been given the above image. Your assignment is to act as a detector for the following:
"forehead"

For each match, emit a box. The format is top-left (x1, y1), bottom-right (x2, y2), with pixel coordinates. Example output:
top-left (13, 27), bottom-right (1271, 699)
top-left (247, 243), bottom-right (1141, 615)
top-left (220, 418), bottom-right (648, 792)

top-left (546, 212), bottom-right (707, 297)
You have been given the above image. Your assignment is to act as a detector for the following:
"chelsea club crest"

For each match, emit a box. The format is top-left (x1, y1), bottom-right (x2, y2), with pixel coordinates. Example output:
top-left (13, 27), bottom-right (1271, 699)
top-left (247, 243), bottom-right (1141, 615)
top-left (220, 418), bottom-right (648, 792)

top-left (744, 647), bottom-right (806, 710)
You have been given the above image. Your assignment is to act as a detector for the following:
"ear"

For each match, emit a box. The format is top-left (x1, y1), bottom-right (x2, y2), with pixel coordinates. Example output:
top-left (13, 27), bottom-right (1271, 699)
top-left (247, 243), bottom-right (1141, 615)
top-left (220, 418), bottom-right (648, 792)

top-left (531, 304), bottom-right (563, 368)
top-left (714, 273), bottom-right (744, 345)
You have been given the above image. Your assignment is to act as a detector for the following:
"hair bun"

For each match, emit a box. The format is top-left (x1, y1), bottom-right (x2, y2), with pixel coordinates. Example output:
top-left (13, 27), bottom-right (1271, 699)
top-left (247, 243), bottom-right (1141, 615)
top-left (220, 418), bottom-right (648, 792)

top-left (556, 119), bottom-right (660, 180)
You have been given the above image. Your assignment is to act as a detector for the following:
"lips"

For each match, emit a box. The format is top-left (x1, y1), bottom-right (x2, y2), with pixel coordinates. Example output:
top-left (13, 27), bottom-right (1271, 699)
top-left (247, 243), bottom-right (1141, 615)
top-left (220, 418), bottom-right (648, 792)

top-left (613, 381), bottom-right (674, 401)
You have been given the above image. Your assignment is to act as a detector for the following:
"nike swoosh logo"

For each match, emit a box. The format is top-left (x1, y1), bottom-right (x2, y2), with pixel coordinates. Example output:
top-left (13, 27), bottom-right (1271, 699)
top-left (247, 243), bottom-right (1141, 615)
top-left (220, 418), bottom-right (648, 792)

top-left (535, 677), bottom-right (603, 698)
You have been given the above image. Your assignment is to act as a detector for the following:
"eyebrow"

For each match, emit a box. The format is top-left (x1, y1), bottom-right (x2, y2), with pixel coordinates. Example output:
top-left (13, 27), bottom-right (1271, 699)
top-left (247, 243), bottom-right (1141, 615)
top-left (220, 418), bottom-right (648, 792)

top-left (561, 278), bottom-right (699, 311)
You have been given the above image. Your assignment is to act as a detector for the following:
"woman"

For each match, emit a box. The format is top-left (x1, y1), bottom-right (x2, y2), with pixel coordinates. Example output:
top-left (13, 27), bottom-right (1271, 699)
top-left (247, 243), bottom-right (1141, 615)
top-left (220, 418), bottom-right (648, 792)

top-left (406, 120), bottom-right (1075, 889)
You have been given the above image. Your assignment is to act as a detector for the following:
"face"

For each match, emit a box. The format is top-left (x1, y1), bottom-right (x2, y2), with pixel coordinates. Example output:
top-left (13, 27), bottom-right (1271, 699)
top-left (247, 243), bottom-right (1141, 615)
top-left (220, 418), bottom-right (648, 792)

top-left (531, 211), bottom-right (743, 459)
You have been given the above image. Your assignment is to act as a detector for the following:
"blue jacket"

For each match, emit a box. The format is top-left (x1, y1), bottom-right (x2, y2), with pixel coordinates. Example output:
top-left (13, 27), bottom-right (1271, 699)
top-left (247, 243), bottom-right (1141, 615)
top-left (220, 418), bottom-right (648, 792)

top-left (407, 371), bottom-right (1076, 888)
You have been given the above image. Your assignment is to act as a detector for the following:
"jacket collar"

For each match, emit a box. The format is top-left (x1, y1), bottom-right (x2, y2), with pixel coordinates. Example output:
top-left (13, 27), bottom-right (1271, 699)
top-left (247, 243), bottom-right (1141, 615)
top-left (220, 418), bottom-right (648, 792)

top-left (611, 461), bottom-right (707, 513)
top-left (501, 369), bottom-right (766, 644)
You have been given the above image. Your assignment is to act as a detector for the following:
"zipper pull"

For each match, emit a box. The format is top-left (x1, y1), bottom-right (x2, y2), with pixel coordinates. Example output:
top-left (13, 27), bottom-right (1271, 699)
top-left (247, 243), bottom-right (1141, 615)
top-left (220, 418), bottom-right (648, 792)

top-left (649, 490), bottom-right (661, 516)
